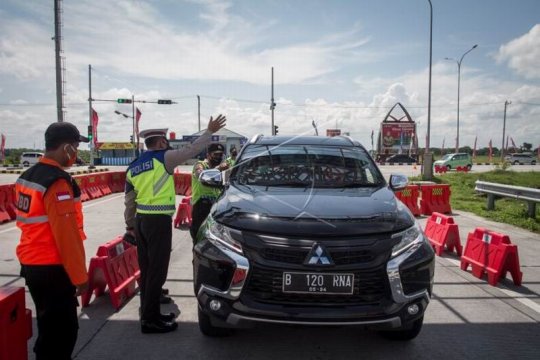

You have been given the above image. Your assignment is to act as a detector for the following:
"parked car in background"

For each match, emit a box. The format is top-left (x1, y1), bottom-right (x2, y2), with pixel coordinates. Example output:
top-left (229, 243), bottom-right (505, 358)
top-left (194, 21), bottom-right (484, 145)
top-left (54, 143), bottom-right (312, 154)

top-left (386, 154), bottom-right (417, 164)
top-left (20, 152), bottom-right (44, 167)
top-left (193, 135), bottom-right (435, 341)
top-left (504, 153), bottom-right (536, 165)
top-left (433, 153), bottom-right (472, 171)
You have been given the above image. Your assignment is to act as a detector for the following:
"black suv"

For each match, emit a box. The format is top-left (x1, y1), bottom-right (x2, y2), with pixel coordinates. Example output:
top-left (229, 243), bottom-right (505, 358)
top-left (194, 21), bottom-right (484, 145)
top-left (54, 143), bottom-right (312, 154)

top-left (193, 135), bottom-right (435, 340)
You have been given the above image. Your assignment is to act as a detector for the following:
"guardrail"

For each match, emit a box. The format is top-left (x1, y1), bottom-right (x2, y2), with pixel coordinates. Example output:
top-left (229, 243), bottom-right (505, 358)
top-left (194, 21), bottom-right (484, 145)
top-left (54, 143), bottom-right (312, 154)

top-left (475, 180), bottom-right (540, 218)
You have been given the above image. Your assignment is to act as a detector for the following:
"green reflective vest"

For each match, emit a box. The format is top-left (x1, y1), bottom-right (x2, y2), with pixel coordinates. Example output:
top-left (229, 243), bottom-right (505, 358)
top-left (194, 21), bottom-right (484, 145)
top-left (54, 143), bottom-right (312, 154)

top-left (191, 160), bottom-right (221, 205)
top-left (126, 150), bottom-right (176, 215)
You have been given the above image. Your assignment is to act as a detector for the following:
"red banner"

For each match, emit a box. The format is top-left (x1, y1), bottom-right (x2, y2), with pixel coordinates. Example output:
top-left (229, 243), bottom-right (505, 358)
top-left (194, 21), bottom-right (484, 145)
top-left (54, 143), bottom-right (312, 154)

top-left (381, 122), bottom-right (415, 149)
top-left (0, 133), bottom-right (5, 161)
top-left (92, 108), bottom-right (99, 147)
top-left (136, 108), bottom-right (142, 143)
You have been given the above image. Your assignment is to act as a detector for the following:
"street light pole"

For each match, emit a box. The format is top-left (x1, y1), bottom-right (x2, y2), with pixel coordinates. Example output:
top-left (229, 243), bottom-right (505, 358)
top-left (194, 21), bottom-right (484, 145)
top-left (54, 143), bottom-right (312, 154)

top-left (501, 100), bottom-right (511, 159)
top-left (422, 0), bottom-right (434, 180)
top-left (445, 44), bottom-right (477, 153)
top-left (114, 109), bottom-right (136, 157)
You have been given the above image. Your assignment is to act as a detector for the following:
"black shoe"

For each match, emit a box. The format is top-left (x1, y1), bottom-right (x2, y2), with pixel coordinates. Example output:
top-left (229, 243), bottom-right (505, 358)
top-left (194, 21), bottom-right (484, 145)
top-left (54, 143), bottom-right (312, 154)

top-left (161, 288), bottom-right (169, 295)
top-left (141, 319), bottom-right (178, 334)
top-left (160, 294), bottom-right (173, 304)
top-left (160, 312), bottom-right (177, 322)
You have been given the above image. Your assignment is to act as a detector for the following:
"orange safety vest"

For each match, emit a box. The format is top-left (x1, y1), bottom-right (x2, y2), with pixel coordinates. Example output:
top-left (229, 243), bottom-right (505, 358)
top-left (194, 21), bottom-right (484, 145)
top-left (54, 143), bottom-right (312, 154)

top-left (15, 162), bottom-right (85, 265)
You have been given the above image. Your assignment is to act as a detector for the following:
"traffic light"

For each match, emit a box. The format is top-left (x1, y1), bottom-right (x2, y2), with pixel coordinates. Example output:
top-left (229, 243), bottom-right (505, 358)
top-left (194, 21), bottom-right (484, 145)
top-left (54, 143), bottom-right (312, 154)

top-left (274, 125), bottom-right (279, 135)
top-left (157, 99), bottom-right (173, 104)
top-left (129, 135), bottom-right (134, 143)
top-left (87, 125), bottom-right (93, 141)
top-left (117, 98), bottom-right (133, 104)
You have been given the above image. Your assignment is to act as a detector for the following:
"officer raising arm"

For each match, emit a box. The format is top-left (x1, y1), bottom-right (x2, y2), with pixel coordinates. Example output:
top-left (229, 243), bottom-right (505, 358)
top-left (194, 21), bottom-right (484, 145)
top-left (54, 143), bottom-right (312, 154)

top-left (124, 115), bottom-right (226, 334)
top-left (15, 122), bottom-right (89, 360)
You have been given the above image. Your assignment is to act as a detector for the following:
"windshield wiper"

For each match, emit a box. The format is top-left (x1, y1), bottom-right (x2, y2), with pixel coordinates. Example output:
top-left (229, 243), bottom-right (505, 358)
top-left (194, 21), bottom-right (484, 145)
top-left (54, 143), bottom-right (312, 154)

top-left (341, 181), bottom-right (382, 188)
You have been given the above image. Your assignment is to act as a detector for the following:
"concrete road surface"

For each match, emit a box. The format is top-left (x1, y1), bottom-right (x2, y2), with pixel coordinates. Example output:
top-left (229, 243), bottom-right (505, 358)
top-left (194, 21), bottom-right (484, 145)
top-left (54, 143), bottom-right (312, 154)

top-left (0, 192), bottom-right (539, 359)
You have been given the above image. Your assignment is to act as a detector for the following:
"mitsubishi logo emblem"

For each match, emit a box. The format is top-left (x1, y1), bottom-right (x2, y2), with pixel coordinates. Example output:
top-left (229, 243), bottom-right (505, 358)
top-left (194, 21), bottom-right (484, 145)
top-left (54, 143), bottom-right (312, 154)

top-left (306, 243), bottom-right (333, 266)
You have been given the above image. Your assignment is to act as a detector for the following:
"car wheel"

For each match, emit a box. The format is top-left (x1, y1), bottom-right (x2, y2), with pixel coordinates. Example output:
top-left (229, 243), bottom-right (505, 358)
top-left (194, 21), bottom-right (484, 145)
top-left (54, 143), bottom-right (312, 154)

top-left (378, 316), bottom-right (424, 341)
top-left (532, 161), bottom-right (536, 165)
top-left (198, 307), bottom-right (233, 337)
top-left (22, 161), bottom-right (30, 167)
top-left (513, 161), bottom-right (519, 165)
top-left (466, 164), bottom-right (472, 171)
top-left (446, 165), bottom-right (451, 171)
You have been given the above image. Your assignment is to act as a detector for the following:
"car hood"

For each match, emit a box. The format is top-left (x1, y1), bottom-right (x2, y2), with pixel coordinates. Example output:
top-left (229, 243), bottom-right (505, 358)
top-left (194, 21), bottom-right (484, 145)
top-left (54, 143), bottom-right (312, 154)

top-left (212, 184), bottom-right (414, 236)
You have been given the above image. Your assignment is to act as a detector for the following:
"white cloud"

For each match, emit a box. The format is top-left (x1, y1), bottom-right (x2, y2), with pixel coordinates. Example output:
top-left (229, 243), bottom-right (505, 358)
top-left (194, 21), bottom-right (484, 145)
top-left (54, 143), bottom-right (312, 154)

top-left (496, 24), bottom-right (540, 79)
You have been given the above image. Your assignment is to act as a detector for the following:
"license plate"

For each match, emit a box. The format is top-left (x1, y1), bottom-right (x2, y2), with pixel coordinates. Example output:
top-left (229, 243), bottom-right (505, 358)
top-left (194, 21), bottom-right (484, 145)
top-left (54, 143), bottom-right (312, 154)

top-left (282, 272), bottom-right (354, 295)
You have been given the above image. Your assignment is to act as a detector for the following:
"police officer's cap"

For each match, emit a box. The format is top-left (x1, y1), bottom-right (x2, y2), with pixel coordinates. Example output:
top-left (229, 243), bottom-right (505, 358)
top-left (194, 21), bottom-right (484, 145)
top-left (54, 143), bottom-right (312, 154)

top-left (207, 143), bottom-right (224, 153)
top-left (139, 128), bottom-right (168, 139)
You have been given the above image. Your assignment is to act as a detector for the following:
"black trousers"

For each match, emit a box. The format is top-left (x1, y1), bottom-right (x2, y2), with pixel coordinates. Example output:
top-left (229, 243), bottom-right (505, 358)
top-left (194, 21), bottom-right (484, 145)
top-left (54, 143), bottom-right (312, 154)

top-left (135, 213), bottom-right (172, 322)
top-left (190, 198), bottom-right (214, 242)
top-left (21, 264), bottom-right (78, 360)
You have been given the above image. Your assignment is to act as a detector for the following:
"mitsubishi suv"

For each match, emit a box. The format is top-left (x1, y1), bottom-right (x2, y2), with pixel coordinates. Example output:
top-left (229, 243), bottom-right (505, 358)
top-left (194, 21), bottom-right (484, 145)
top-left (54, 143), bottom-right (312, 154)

top-left (193, 135), bottom-right (435, 340)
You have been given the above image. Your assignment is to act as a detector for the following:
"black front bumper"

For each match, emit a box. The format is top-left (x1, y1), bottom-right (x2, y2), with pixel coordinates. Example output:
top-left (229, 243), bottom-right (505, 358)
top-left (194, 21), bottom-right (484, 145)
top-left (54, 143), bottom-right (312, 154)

top-left (193, 236), bottom-right (434, 329)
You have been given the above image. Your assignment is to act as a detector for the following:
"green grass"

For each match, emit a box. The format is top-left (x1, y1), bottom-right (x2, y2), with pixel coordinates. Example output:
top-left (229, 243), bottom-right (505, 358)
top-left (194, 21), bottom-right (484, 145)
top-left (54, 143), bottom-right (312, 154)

top-left (412, 170), bottom-right (540, 233)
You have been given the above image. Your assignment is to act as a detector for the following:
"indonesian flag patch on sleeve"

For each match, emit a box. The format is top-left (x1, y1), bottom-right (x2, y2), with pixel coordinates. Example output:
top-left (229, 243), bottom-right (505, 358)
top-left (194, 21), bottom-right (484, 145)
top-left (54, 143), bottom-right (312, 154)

top-left (56, 191), bottom-right (72, 201)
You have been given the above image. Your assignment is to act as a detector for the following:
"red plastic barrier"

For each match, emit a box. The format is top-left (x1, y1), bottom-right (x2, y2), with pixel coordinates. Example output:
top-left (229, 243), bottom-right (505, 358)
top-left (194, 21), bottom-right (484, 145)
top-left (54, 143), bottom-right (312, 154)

top-left (0, 286), bottom-right (33, 360)
top-left (86, 175), bottom-right (103, 199)
top-left (174, 196), bottom-right (192, 228)
top-left (420, 184), bottom-right (452, 215)
top-left (424, 212), bottom-right (462, 256)
top-left (98, 173), bottom-right (112, 196)
top-left (434, 165), bottom-right (447, 174)
top-left (0, 185), bottom-right (15, 223)
top-left (73, 176), bottom-right (91, 202)
top-left (2, 185), bottom-right (17, 220)
top-left (109, 172), bottom-right (126, 193)
top-left (173, 172), bottom-right (192, 196)
top-left (395, 185), bottom-right (421, 216)
top-left (81, 236), bottom-right (140, 310)
top-left (460, 228), bottom-right (523, 286)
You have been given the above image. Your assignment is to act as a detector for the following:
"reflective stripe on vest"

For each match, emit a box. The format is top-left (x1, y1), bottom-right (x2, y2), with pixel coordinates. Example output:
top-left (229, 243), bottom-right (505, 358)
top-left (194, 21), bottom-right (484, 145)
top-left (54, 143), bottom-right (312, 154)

top-left (127, 151), bottom-right (176, 215)
top-left (16, 215), bottom-right (49, 224)
top-left (191, 160), bottom-right (221, 205)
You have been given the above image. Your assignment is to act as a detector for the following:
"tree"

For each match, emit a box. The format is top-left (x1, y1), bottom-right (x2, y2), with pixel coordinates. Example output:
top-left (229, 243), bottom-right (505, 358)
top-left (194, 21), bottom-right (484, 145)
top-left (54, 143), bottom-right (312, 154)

top-left (522, 142), bottom-right (532, 152)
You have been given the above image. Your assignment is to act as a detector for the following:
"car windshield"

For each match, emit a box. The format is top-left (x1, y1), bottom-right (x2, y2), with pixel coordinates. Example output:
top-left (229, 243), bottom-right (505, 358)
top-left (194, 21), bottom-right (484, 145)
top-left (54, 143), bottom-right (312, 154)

top-left (231, 144), bottom-right (385, 188)
top-left (441, 154), bottom-right (453, 160)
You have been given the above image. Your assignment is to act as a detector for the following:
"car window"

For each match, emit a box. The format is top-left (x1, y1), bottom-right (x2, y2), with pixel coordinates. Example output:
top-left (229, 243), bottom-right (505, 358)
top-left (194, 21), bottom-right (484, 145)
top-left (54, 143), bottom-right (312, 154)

top-left (233, 145), bottom-right (384, 188)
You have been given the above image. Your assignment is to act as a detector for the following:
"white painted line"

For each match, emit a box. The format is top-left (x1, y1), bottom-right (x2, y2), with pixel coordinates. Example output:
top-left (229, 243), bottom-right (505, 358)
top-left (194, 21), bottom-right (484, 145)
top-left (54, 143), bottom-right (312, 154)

top-left (0, 226), bottom-right (17, 234)
top-left (442, 256), bottom-right (540, 315)
top-left (83, 194), bottom-right (124, 209)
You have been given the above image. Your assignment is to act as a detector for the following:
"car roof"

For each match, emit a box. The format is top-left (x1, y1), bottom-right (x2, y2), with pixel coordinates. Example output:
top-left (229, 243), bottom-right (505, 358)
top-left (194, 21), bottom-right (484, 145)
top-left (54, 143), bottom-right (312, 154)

top-left (249, 135), bottom-right (362, 147)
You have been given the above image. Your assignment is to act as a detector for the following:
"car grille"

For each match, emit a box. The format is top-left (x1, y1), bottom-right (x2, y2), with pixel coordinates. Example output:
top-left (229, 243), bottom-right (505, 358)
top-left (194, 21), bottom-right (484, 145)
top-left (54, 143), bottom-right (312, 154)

top-left (243, 266), bottom-right (388, 306)
top-left (260, 247), bottom-right (374, 265)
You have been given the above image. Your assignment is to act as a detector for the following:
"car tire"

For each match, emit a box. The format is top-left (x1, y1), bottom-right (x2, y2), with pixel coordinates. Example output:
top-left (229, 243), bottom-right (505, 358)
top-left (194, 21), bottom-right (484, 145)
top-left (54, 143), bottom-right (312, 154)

top-left (198, 307), bottom-right (233, 337)
top-left (513, 161), bottom-right (519, 165)
top-left (466, 164), bottom-right (472, 171)
top-left (532, 161), bottom-right (536, 165)
top-left (378, 316), bottom-right (424, 341)
top-left (22, 161), bottom-right (30, 167)
top-left (446, 165), bottom-right (451, 171)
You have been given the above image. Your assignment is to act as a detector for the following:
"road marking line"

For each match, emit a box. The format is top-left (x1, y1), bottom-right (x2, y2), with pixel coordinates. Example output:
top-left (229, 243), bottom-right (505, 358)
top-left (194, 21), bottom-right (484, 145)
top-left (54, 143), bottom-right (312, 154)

top-left (442, 257), bottom-right (540, 315)
top-left (83, 194), bottom-right (124, 209)
top-left (0, 226), bottom-right (17, 234)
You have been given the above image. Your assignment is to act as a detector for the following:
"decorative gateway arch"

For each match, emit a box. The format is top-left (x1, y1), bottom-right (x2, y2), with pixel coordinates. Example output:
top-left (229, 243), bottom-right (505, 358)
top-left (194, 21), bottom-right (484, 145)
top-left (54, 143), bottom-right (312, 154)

top-left (376, 103), bottom-right (418, 162)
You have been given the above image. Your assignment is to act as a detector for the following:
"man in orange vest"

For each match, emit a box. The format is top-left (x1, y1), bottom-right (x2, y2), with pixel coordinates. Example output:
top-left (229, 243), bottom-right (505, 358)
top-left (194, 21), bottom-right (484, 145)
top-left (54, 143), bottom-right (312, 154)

top-left (15, 122), bottom-right (89, 360)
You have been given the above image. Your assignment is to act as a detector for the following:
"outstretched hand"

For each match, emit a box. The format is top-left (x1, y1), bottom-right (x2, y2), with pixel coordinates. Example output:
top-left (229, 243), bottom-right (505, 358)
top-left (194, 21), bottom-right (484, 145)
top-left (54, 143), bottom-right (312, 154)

top-left (207, 114), bottom-right (227, 133)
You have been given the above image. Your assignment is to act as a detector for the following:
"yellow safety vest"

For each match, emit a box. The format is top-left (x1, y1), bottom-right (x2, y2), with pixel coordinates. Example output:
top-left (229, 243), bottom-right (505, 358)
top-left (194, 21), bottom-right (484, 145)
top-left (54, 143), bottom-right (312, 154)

top-left (126, 150), bottom-right (176, 215)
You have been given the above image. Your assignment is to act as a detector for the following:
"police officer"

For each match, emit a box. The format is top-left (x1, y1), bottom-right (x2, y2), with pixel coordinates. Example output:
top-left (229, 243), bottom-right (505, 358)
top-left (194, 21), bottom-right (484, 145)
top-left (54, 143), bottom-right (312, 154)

top-left (124, 115), bottom-right (226, 334)
top-left (225, 145), bottom-right (238, 168)
top-left (15, 122), bottom-right (89, 360)
top-left (190, 143), bottom-right (229, 241)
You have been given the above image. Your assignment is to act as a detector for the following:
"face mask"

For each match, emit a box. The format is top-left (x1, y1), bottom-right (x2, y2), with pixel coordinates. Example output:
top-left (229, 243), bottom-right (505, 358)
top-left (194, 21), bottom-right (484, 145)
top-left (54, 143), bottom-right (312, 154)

top-left (210, 154), bottom-right (223, 166)
top-left (64, 144), bottom-right (77, 168)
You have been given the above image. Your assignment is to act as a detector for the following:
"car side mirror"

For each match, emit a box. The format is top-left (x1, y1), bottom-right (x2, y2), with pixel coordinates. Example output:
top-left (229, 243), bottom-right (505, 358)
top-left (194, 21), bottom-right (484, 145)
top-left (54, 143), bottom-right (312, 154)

top-left (199, 169), bottom-right (223, 188)
top-left (389, 174), bottom-right (408, 192)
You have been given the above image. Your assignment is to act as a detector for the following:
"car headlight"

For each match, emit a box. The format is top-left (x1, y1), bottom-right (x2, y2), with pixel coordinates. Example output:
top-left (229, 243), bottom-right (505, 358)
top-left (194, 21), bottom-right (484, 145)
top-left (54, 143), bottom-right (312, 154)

top-left (391, 222), bottom-right (425, 258)
top-left (206, 215), bottom-right (243, 254)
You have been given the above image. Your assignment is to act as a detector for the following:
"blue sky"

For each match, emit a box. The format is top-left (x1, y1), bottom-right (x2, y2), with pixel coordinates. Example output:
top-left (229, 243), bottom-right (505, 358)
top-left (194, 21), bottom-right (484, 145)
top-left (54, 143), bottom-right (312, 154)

top-left (0, 0), bottom-right (539, 151)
